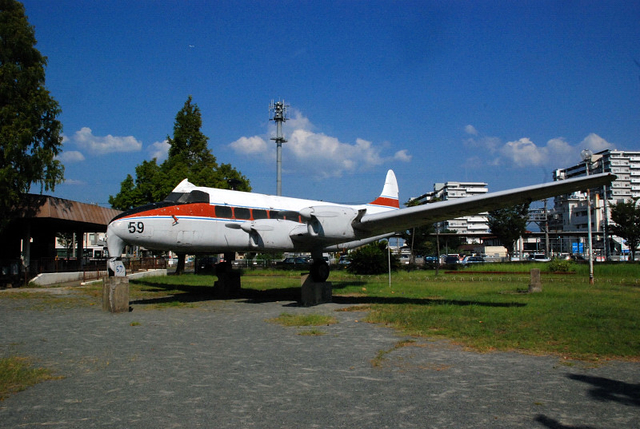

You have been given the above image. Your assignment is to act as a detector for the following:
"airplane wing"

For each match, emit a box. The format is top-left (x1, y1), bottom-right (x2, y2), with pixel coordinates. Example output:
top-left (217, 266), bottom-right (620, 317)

top-left (354, 173), bottom-right (616, 236)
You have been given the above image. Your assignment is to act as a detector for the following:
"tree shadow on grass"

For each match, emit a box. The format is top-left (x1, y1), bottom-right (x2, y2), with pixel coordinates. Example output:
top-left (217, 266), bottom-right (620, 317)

top-left (331, 295), bottom-right (526, 307)
top-left (128, 279), bottom-right (525, 309)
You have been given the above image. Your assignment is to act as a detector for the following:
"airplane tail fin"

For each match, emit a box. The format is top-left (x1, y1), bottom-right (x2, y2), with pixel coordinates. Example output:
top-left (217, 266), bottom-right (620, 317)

top-left (369, 170), bottom-right (399, 209)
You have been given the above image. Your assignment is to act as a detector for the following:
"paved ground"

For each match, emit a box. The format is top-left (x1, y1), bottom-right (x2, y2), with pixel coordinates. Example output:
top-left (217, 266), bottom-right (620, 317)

top-left (0, 287), bottom-right (639, 428)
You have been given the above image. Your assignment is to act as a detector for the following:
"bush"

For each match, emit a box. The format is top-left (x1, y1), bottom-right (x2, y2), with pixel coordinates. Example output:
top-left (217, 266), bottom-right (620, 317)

top-left (548, 258), bottom-right (575, 273)
top-left (347, 242), bottom-right (398, 275)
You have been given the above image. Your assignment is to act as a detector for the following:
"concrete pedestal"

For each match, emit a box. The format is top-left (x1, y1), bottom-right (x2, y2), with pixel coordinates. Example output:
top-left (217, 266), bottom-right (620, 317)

top-left (214, 271), bottom-right (242, 298)
top-left (528, 268), bottom-right (542, 293)
top-left (102, 277), bottom-right (130, 313)
top-left (301, 274), bottom-right (332, 306)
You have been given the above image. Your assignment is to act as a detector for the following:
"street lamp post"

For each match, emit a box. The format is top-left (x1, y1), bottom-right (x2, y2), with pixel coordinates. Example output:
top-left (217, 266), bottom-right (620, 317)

top-left (581, 149), bottom-right (595, 285)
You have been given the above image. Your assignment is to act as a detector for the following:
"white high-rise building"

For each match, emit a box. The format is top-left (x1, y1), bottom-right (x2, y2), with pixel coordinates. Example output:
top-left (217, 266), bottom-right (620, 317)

top-left (411, 181), bottom-right (490, 241)
top-left (551, 149), bottom-right (640, 257)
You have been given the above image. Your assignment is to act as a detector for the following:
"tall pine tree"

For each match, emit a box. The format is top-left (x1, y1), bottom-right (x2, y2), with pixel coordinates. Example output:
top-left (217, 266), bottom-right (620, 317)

top-left (109, 96), bottom-right (250, 210)
top-left (0, 0), bottom-right (64, 228)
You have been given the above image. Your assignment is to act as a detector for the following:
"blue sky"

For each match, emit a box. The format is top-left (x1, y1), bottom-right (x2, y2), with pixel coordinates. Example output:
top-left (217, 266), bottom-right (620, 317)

top-left (22, 0), bottom-right (640, 207)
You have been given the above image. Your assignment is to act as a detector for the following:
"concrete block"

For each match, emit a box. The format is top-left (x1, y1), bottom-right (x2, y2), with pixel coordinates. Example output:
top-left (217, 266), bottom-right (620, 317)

top-left (214, 271), bottom-right (241, 298)
top-left (301, 274), bottom-right (332, 306)
top-left (528, 268), bottom-right (542, 293)
top-left (103, 277), bottom-right (130, 313)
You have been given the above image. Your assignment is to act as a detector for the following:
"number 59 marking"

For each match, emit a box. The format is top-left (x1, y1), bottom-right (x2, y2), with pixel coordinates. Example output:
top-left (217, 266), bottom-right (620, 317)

top-left (128, 221), bottom-right (144, 234)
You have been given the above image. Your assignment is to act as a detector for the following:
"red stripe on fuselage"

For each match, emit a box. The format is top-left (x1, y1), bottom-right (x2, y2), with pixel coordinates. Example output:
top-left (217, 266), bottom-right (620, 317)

top-left (119, 203), bottom-right (217, 219)
top-left (369, 197), bottom-right (399, 208)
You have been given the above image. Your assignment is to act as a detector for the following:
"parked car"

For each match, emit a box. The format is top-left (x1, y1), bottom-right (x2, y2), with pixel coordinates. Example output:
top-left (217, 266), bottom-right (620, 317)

top-left (195, 256), bottom-right (217, 274)
top-left (338, 255), bottom-right (351, 265)
top-left (443, 254), bottom-right (461, 267)
top-left (275, 257), bottom-right (311, 270)
top-left (399, 254), bottom-right (411, 265)
top-left (529, 254), bottom-right (551, 262)
top-left (461, 255), bottom-right (485, 265)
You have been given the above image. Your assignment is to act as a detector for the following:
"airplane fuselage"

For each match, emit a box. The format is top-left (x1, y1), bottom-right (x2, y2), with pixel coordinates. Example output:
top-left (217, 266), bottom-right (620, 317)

top-left (107, 178), bottom-right (398, 257)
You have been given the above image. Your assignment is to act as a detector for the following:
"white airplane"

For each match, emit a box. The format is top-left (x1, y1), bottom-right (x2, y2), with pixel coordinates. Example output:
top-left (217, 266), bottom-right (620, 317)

top-left (107, 170), bottom-right (614, 282)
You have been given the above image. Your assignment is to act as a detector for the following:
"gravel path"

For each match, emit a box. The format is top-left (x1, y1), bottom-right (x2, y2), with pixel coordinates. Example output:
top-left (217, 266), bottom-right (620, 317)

top-left (1, 290), bottom-right (638, 428)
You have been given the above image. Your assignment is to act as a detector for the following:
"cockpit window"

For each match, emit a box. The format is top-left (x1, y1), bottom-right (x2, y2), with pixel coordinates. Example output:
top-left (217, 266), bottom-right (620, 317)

top-left (186, 190), bottom-right (209, 203)
top-left (164, 190), bottom-right (210, 204)
top-left (164, 192), bottom-right (184, 203)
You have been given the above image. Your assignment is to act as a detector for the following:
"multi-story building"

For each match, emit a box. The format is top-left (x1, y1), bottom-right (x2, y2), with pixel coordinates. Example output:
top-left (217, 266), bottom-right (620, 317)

top-left (551, 149), bottom-right (640, 257)
top-left (410, 181), bottom-right (490, 242)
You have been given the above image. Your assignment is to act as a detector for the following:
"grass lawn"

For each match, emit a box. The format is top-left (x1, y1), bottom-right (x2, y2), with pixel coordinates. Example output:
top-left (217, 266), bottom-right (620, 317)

top-left (112, 262), bottom-right (640, 361)
top-left (248, 263), bottom-right (640, 361)
top-left (7, 262), bottom-right (640, 363)
top-left (1, 263), bottom-right (638, 399)
top-left (0, 356), bottom-right (61, 401)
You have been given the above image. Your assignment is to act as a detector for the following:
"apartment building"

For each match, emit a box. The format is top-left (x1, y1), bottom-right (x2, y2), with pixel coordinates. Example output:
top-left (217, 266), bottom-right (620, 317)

top-left (410, 181), bottom-right (490, 241)
top-left (551, 149), bottom-right (640, 256)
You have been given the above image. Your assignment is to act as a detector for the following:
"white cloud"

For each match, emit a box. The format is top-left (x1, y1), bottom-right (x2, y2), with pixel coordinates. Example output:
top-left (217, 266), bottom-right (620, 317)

top-left (285, 109), bottom-right (314, 132)
top-left (228, 111), bottom-right (410, 179)
top-left (229, 136), bottom-right (268, 155)
top-left (546, 137), bottom-right (574, 160)
top-left (148, 140), bottom-right (170, 162)
top-left (464, 124), bottom-right (478, 135)
top-left (71, 127), bottom-right (142, 155)
top-left (394, 149), bottom-right (412, 162)
top-left (498, 135), bottom-right (615, 168)
top-left (63, 179), bottom-right (86, 186)
top-left (57, 150), bottom-right (85, 163)
top-left (467, 128), bottom-right (615, 170)
top-left (580, 133), bottom-right (613, 153)
top-left (500, 138), bottom-right (546, 167)
top-left (463, 125), bottom-right (500, 153)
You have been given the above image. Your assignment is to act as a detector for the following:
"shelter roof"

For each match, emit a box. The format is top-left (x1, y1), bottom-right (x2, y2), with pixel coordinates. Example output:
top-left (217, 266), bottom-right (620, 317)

top-left (18, 194), bottom-right (121, 231)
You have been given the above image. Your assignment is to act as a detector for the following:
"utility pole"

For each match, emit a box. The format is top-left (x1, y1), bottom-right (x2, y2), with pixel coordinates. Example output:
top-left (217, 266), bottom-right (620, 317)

top-left (581, 149), bottom-right (595, 285)
top-left (544, 199), bottom-right (550, 257)
top-left (269, 100), bottom-right (288, 196)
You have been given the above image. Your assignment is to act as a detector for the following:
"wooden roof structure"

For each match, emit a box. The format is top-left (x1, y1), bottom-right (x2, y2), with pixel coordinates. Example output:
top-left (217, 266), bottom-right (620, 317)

top-left (23, 194), bottom-right (121, 229)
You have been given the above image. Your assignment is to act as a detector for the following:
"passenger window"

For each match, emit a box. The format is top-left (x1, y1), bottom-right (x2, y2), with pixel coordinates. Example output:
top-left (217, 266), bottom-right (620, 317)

top-left (282, 211), bottom-right (300, 222)
top-left (234, 207), bottom-right (251, 220)
top-left (252, 210), bottom-right (268, 220)
top-left (270, 210), bottom-right (300, 221)
top-left (215, 206), bottom-right (233, 219)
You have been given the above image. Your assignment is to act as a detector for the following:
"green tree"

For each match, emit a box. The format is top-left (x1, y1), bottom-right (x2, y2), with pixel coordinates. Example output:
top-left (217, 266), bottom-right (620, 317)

top-left (109, 96), bottom-right (250, 210)
top-left (487, 202), bottom-right (529, 260)
top-left (347, 241), bottom-right (398, 275)
top-left (401, 198), bottom-right (463, 260)
top-left (401, 198), bottom-right (434, 260)
top-left (610, 198), bottom-right (640, 262)
top-left (0, 0), bottom-right (64, 228)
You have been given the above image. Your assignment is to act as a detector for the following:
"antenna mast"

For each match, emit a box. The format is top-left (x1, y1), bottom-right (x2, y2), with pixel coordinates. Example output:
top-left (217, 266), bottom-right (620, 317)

top-left (269, 100), bottom-right (288, 196)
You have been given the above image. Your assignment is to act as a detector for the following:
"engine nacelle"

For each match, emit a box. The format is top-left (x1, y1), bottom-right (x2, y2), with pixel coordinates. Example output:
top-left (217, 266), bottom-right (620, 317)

top-left (300, 206), bottom-right (359, 241)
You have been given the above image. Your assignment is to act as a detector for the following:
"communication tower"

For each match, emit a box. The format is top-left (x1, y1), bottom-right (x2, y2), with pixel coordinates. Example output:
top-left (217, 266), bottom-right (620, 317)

top-left (269, 100), bottom-right (289, 195)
